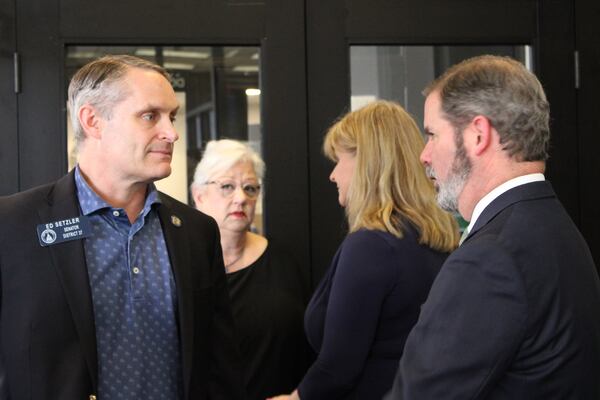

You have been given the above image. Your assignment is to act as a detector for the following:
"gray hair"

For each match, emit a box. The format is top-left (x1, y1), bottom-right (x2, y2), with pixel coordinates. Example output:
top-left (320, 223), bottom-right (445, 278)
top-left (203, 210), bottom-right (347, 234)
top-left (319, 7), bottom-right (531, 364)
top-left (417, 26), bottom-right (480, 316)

top-left (191, 139), bottom-right (265, 192)
top-left (67, 54), bottom-right (170, 152)
top-left (424, 55), bottom-right (550, 162)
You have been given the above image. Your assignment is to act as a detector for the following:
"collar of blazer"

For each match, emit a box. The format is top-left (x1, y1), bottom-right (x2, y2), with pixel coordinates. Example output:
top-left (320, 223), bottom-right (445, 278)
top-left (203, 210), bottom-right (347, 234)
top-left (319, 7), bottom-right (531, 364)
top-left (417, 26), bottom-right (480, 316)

top-left (38, 169), bottom-right (99, 392)
top-left (465, 181), bottom-right (556, 243)
top-left (156, 191), bottom-right (196, 398)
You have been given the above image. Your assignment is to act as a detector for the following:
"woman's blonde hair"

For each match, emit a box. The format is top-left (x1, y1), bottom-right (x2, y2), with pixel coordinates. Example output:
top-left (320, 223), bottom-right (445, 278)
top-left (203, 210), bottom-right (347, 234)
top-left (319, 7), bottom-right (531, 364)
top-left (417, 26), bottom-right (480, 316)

top-left (324, 100), bottom-right (458, 252)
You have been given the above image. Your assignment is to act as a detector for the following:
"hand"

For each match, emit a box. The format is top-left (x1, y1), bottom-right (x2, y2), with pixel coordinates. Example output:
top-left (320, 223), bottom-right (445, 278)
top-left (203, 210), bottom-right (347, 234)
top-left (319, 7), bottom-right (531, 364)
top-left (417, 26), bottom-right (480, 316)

top-left (267, 389), bottom-right (300, 400)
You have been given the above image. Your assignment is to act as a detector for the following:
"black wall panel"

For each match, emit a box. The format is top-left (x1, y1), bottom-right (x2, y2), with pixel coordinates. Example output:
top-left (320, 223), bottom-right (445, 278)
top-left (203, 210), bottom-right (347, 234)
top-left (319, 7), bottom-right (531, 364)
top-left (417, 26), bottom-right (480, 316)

top-left (346, 0), bottom-right (536, 43)
top-left (306, 0), bottom-right (349, 286)
top-left (261, 0), bottom-right (311, 287)
top-left (537, 0), bottom-right (578, 224)
top-left (576, 0), bottom-right (600, 267)
top-left (0, 0), bottom-right (18, 195)
top-left (59, 0), bottom-right (265, 41)
top-left (16, 0), bottom-right (64, 189)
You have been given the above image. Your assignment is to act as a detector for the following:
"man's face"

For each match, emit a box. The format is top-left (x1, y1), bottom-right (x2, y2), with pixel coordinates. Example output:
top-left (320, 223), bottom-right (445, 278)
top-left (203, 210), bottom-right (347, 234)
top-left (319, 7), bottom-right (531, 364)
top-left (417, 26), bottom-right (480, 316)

top-left (98, 67), bottom-right (179, 185)
top-left (421, 92), bottom-right (472, 213)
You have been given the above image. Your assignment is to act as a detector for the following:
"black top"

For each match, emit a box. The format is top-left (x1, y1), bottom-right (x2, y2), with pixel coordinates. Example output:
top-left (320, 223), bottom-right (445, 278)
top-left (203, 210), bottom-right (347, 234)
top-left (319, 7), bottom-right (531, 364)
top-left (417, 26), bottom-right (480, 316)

top-left (298, 227), bottom-right (448, 399)
top-left (227, 242), bottom-right (312, 400)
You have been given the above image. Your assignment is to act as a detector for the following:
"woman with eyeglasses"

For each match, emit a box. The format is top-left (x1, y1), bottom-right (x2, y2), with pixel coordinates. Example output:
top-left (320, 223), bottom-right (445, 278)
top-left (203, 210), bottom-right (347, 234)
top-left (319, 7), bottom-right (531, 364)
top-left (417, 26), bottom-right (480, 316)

top-left (269, 101), bottom-right (459, 400)
top-left (191, 139), bottom-right (311, 400)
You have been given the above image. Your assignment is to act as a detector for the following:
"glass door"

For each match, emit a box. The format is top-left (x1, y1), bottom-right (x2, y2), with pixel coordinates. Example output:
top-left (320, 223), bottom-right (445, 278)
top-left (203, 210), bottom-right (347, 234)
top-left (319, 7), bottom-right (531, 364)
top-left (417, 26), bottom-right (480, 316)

top-left (13, 0), bottom-right (311, 284)
top-left (306, 0), bottom-right (577, 284)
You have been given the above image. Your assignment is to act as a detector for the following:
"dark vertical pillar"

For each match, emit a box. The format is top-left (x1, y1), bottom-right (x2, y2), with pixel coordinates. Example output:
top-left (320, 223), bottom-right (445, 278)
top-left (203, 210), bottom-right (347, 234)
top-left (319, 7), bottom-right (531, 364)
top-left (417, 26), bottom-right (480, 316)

top-left (576, 0), bottom-right (600, 269)
top-left (0, 0), bottom-right (18, 194)
top-left (262, 0), bottom-right (311, 288)
top-left (16, 0), bottom-right (64, 189)
top-left (537, 0), bottom-right (579, 223)
top-left (306, 0), bottom-right (349, 286)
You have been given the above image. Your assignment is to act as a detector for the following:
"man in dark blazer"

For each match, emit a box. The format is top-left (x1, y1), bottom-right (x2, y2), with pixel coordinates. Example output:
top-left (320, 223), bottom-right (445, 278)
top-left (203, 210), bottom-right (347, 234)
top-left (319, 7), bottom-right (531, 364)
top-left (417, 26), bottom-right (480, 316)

top-left (386, 55), bottom-right (600, 399)
top-left (0, 55), bottom-right (244, 399)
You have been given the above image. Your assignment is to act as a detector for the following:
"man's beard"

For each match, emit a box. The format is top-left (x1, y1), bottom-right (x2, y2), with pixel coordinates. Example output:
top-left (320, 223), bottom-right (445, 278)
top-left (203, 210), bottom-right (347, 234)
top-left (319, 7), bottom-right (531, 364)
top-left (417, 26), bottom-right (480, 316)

top-left (427, 143), bottom-right (472, 213)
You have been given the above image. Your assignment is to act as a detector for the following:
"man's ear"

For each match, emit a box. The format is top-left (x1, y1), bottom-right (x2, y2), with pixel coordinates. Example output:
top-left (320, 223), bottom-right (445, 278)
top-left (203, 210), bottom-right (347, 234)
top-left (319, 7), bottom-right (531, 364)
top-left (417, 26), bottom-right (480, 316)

top-left (469, 115), bottom-right (494, 156)
top-left (78, 104), bottom-right (103, 140)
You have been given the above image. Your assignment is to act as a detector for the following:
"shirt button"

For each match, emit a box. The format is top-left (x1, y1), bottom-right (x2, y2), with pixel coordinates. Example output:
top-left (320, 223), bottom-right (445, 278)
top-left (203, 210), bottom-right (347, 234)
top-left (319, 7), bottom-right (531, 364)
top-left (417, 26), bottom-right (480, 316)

top-left (112, 210), bottom-right (120, 217)
top-left (132, 267), bottom-right (140, 274)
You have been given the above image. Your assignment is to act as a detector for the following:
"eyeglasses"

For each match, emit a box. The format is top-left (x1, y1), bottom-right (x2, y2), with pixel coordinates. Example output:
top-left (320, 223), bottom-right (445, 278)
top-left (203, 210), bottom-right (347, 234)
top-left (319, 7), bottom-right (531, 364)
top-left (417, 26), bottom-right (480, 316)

top-left (204, 180), bottom-right (262, 199)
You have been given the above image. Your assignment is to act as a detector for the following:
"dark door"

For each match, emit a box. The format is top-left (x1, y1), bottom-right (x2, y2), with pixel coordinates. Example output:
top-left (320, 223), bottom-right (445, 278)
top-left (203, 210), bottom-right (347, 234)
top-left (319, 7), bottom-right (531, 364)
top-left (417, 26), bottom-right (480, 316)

top-left (10, 0), bottom-right (311, 283)
top-left (306, 0), bottom-right (580, 282)
top-left (576, 0), bottom-right (600, 268)
top-left (0, 0), bottom-right (18, 194)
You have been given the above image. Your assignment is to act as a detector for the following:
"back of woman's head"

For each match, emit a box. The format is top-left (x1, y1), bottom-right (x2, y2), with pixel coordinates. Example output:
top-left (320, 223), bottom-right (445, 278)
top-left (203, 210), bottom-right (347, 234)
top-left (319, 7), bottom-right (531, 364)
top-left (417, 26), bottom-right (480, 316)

top-left (324, 100), bottom-right (458, 252)
top-left (191, 139), bottom-right (265, 191)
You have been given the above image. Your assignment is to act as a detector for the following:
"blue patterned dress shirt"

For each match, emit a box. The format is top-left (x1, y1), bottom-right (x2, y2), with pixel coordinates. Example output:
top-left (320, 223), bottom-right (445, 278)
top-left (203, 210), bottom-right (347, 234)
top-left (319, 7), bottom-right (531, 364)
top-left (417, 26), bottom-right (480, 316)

top-left (75, 167), bottom-right (182, 399)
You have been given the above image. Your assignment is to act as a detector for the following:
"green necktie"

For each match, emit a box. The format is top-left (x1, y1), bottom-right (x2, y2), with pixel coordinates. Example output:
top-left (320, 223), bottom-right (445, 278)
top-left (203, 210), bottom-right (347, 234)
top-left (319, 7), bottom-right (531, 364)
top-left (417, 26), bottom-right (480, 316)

top-left (459, 226), bottom-right (470, 246)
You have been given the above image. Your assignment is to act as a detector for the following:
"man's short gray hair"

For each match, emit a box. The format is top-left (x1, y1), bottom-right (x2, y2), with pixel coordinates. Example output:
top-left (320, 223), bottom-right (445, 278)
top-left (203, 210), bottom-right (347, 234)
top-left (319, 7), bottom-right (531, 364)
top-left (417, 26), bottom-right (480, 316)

top-left (424, 55), bottom-right (550, 162)
top-left (67, 54), bottom-right (170, 152)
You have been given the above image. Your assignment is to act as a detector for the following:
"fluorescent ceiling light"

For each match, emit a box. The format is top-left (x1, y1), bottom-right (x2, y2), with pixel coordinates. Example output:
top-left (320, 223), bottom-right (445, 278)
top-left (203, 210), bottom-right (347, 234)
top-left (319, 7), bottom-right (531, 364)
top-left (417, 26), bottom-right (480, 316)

top-left (135, 48), bottom-right (156, 57)
top-left (135, 48), bottom-right (210, 59)
top-left (164, 49), bottom-right (210, 59)
top-left (164, 62), bottom-right (195, 70)
top-left (225, 49), bottom-right (239, 58)
top-left (68, 51), bottom-right (100, 59)
top-left (233, 65), bottom-right (259, 73)
top-left (245, 88), bottom-right (261, 96)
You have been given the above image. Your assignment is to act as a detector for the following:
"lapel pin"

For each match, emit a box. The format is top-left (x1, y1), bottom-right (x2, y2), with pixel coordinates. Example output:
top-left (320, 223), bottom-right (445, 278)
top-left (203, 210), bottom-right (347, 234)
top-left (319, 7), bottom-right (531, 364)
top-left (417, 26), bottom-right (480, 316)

top-left (171, 215), bottom-right (182, 227)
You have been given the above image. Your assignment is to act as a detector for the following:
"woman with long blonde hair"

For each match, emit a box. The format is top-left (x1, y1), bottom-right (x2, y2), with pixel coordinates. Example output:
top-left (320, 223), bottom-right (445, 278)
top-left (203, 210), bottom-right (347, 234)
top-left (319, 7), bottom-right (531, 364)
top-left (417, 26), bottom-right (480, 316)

top-left (270, 100), bottom-right (458, 400)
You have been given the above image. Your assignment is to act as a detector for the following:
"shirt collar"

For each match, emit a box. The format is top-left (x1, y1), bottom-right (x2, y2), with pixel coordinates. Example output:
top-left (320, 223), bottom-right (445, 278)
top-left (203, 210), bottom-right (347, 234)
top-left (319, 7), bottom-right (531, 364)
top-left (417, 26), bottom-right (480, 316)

top-left (466, 173), bottom-right (545, 233)
top-left (74, 165), bottom-right (162, 217)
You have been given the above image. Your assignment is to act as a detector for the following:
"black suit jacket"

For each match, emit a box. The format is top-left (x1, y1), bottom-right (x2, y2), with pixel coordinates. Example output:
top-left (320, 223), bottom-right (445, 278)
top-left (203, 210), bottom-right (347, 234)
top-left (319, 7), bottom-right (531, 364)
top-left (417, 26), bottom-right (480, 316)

top-left (0, 171), bottom-right (244, 399)
top-left (387, 181), bottom-right (600, 399)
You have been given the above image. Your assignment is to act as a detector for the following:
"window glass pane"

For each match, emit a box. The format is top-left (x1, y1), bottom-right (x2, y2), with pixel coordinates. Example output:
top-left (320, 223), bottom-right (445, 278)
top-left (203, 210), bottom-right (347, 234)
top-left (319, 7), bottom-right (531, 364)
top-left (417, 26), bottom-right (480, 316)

top-left (350, 45), bottom-right (532, 132)
top-left (65, 45), bottom-right (263, 232)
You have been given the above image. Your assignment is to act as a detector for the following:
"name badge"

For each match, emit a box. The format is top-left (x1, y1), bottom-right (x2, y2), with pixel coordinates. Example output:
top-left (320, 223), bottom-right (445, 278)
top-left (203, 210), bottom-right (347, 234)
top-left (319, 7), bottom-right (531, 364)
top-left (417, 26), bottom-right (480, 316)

top-left (37, 216), bottom-right (91, 247)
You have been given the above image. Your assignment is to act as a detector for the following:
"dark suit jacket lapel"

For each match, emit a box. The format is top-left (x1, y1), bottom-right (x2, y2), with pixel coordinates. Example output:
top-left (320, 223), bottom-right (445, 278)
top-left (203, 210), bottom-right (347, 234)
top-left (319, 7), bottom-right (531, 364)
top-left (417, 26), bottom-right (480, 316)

top-left (157, 195), bottom-right (194, 399)
top-left (36, 170), bottom-right (98, 390)
top-left (465, 181), bottom-right (556, 243)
